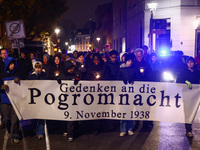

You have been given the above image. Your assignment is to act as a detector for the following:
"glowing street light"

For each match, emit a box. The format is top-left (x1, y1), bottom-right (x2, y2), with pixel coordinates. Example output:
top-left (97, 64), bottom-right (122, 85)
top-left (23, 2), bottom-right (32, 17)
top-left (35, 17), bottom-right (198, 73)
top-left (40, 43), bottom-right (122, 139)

top-left (147, 3), bottom-right (158, 14)
top-left (55, 28), bottom-right (60, 35)
top-left (96, 37), bottom-right (100, 43)
top-left (65, 42), bottom-right (68, 46)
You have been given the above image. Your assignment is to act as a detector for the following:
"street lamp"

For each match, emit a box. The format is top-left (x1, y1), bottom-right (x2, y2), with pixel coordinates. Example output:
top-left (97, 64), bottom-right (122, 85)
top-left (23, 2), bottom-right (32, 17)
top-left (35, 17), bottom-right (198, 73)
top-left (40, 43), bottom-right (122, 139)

top-left (147, 2), bottom-right (157, 53)
top-left (96, 37), bottom-right (101, 51)
top-left (55, 28), bottom-right (60, 35)
top-left (96, 37), bottom-right (100, 43)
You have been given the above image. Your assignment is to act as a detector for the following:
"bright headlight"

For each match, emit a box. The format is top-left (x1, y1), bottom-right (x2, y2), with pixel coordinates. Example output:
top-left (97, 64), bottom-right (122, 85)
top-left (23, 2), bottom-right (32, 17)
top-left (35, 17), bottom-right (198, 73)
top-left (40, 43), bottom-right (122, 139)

top-left (163, 71), bottom-right (175, 81)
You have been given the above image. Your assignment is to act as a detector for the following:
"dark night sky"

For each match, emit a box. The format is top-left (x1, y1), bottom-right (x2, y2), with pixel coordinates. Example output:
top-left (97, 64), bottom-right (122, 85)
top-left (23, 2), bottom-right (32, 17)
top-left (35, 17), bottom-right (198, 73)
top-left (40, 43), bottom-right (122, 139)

top-left (60, 0), bottom-right (112, 28)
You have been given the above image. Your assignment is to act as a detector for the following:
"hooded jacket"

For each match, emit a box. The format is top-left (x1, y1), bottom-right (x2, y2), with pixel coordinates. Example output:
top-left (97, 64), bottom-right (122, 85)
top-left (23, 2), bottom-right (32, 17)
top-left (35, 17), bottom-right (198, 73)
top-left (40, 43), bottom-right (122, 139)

top-left (0, 57), bottom-right (20, 104)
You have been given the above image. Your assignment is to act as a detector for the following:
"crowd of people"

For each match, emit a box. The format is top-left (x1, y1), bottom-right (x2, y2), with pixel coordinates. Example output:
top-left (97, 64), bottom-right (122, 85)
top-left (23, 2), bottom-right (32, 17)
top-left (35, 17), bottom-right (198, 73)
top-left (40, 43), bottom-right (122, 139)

top-left (0, 46), bottom-right (199, 143)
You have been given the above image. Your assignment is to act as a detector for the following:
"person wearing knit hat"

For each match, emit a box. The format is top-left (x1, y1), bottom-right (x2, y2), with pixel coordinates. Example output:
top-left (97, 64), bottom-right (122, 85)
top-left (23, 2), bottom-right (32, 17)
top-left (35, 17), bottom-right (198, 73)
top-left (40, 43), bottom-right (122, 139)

top-left (177, 56), bottom-right (200, 137)
top-left (186, 56), bottom-right (195, 64)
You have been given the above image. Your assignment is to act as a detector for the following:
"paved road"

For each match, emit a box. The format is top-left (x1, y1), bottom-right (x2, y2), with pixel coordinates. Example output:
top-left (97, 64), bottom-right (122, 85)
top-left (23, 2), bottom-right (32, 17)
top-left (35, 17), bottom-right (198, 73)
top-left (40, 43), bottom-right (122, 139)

top-left (1, 110), bottom-right (200, 150)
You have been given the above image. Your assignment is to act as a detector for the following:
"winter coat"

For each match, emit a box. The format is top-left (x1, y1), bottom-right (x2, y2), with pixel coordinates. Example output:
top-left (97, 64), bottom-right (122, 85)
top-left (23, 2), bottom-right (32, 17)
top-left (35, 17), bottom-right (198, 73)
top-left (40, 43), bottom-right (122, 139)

top-left (87, 62), bottom-right (110, 80)
top-left (28, 71), bottom-right (47, 80)
top-left (17, 58), bottom-right (33, 79)
top-left (49, 62), bottom-right (65, 80)
top-left (149, 60), bottom-right (163, 82)
top-left (105, 60), bottom-right (120, 80)
top-left (118, 66), bottom-right (136, 83)
top-left (176, 67), bottom-right (200, 84)
top-left (42, 62), bottom-right (51, 79)
top-left (76, 61), bottom-right (88, 80)
top-left (0, 57), bottom-right (20, 104)
top-left (133, 60), bottom-right (152, 81)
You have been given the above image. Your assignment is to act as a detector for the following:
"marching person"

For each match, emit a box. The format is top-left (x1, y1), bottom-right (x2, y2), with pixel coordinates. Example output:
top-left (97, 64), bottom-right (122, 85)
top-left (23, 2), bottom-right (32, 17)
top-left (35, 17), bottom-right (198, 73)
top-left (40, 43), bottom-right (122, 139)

top-left (176, 56), bottom-right (200, 137)
top-left (0, 48), bottom-right (8, 130)
top-left (133, 48), bottom-right (153, 130)
top-left (61, 59), bottom-right (80, 142)
top-left (105, 50), bottom-right (120, 80)
top-left (42, 54), bottom-right (51, 79)
top-left (17, 50), bottom-right (33, 80)
top-left (50, 54), bottom-right (64, 80)
top-left (28, 61), bottom-right (47, 139)
top-left (0, 57), bottom-right (21, 143)
top-left (118, 54), bottom-right (136, 136)
top-left (76, 51), bottom-right (88, 80)
top-left (149, 52), bottom-right (163, 82)
top-left (87, 52), bottom-right (110, 134)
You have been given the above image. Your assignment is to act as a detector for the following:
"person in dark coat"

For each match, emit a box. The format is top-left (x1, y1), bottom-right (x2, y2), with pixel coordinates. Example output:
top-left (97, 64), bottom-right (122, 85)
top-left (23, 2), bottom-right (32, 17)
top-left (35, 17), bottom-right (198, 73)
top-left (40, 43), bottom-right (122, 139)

top-left (86, 53), bottom-right (110, 134)
top-left (0, 48), bottom-right (8, 73)
top-left (176, 56), bottom-right (200, 137)
top-left (133, 48), bottom-right (152, 81)
top-left (118, 54), bottom-right (136, 137)
top-left (42, 54), bottom-right (51, 79)
top-left (87, 53), bottom-right (110, 80)
top-left (28, 61), bottom-right (47, 139)
top-left (105, 50), bottom-right (120, 80)
top-left (76, 51), bottom-right (88, 80)
top-left (0, 48), bottom-right (8, 130)
top-left (17, 50), bottom-right (33, 80)
top-left (0, 57), bottom-right (20, 143)
top-left (133, 48), bottom-right (153, 130)
top-left (149, 52), bottom-right (163, 82)
top-left (49, 54), bottom-right (65, 80)
top-left (60, 60), bottom-right (80, 142)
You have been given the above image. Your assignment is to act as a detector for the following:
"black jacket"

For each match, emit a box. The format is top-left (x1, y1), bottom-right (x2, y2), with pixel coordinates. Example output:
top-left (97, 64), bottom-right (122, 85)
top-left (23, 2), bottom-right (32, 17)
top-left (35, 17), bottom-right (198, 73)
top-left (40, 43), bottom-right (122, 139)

top-left (87, 62), bottom-right (110, 80)
top-left (17, 58), bottom-right (33, 79)
top-left (105, 60), bottom-right (120, 80)
top-left (176, 68), bottom-right (200, 84)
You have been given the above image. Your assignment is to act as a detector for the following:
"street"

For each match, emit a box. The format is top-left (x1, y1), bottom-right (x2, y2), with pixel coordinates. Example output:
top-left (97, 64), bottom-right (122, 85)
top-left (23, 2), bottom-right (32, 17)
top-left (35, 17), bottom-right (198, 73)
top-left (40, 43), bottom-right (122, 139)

top-left (1, 108), bottom-right (200, 150)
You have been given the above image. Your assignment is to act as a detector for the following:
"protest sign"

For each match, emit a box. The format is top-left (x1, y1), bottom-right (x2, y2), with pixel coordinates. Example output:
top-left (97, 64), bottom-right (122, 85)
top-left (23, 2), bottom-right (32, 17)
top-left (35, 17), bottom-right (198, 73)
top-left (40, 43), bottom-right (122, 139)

top-left (5, 80), bottom-right (200, 123)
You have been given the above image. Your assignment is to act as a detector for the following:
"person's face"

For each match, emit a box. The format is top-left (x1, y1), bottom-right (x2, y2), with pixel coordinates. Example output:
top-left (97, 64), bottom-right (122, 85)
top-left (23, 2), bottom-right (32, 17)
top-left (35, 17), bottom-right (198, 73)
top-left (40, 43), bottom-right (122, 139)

top-left (9, 62), bottom-right (15, 70)
top-left (136, 52), bottom-right (143, 62)
top-left (1, 50), bottom-right (8, 60)
top-left (110, 54), bottom-right (117, 63)
top-left (73, 52), bottom-right (78, 58)
top-left (43, 56), bottom-right (48, 63)
top-left (187, 60), bottom-right (194, 69)
top-left (21, 53), bottom-right (25, 59)
top-left (35, 67), bottom-right (42, 74)
top-left (78, 55), bottom-right (84, 63)
top-left (126, 59), bottom-right (133, 67)
top-left (30, 53), bottom-right (35, 60)
top-left (151, 56), bottom-right (157, 63)
top-left (54, 57), bottom-right (60, 65)
top-left (93, 56), bottom-right (100, 65)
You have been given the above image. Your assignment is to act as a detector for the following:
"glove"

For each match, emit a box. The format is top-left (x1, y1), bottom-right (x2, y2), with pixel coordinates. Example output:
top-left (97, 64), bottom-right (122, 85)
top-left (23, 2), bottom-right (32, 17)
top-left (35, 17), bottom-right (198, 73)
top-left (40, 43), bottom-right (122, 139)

top-left (185, 80), bottom-right (192, 89)
top-left (14, 78), bottom-right (20, 84)
top-left (123, 80), bottom-right (127, 85)
top-left (57, 78), bottom-right (62, 84)
top-left (74, 77), bottom-right (80, 85)
top-left (128, 80), bottom-right (134, 85)
top-left (1, 84), bottom-right (9, 90)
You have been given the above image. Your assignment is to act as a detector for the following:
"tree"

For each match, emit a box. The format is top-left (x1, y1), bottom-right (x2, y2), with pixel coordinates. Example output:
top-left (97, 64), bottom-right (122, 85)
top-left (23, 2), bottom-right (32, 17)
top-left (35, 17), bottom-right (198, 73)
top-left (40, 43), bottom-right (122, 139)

top-left (0, 0), bottom-right (68, 40)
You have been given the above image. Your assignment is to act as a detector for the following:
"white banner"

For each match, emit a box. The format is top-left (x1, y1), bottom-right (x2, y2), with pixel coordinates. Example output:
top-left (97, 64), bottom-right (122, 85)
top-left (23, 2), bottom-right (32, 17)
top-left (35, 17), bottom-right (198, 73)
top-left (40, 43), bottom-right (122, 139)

top-left (5, 80), bottom-right (200, 123)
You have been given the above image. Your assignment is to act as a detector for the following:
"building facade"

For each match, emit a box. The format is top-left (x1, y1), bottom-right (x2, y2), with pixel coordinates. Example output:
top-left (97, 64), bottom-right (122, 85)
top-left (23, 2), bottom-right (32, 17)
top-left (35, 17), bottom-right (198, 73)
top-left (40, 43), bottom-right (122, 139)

top-left (126, 0), bottom-right (200, 57)
top-left (75, 29), bottom-right (91, 52)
